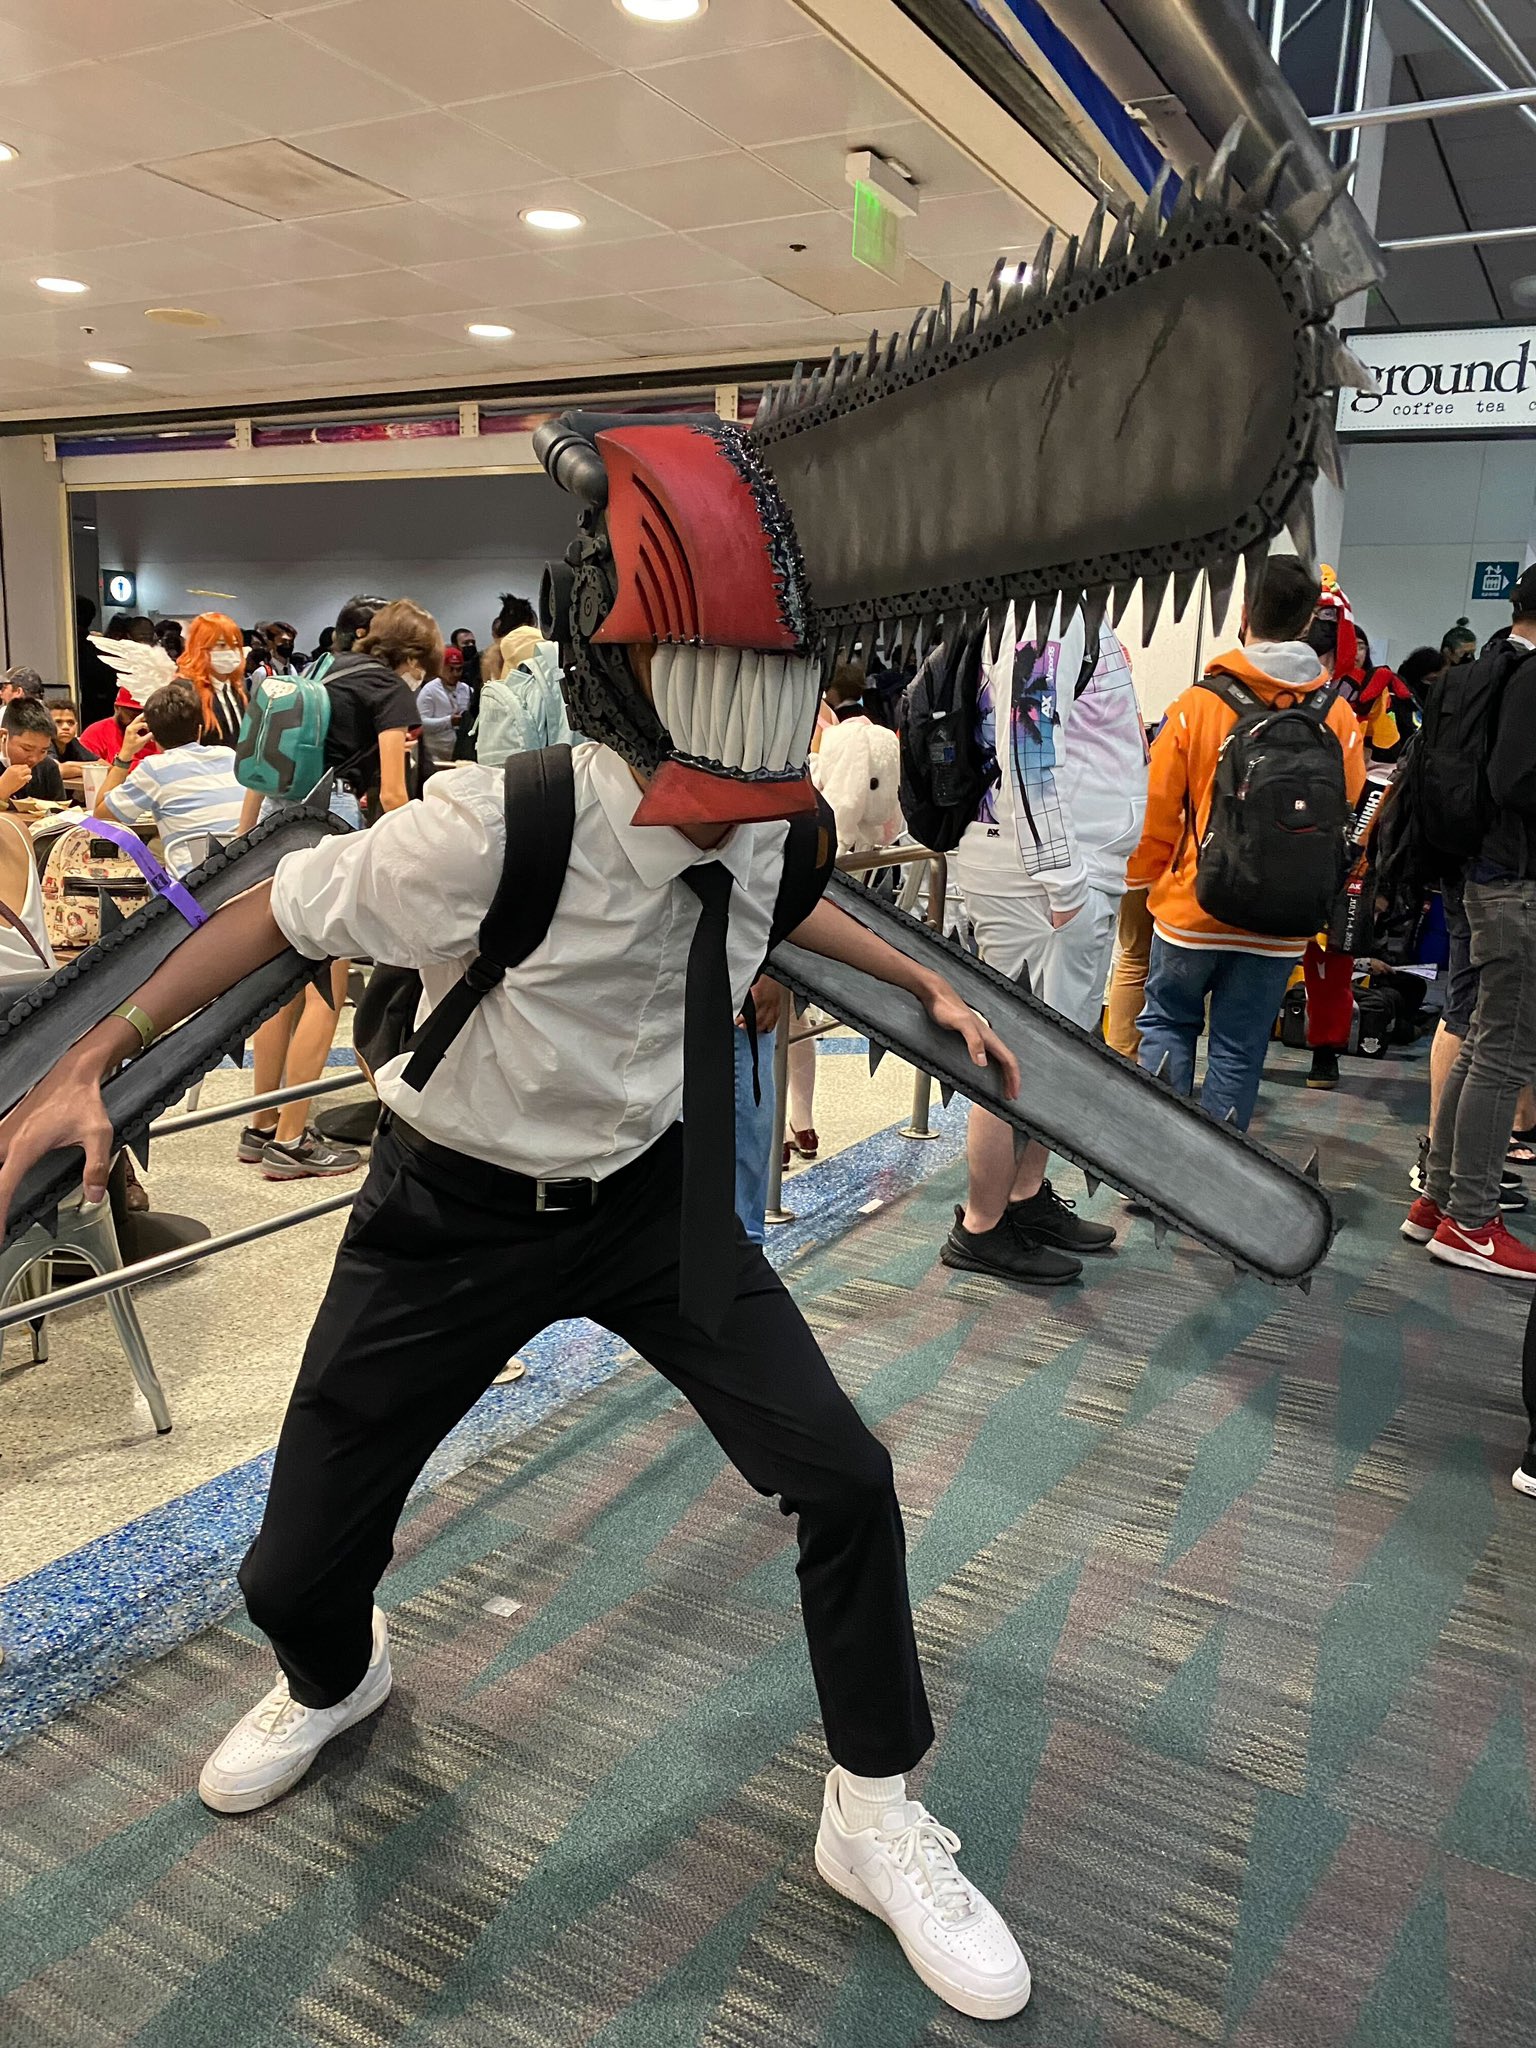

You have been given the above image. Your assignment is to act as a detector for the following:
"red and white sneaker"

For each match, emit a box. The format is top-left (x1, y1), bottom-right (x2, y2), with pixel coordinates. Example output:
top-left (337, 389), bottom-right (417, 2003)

top-left (1401, 1196), bottom-right (1445, 1244)
top-left (1428, 1216), bottom-right (1536, 1279)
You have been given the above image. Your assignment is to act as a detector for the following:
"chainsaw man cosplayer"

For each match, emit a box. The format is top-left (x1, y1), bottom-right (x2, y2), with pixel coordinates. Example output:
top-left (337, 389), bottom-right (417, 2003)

top-left (0, 131), bottom-right (1368, 2023)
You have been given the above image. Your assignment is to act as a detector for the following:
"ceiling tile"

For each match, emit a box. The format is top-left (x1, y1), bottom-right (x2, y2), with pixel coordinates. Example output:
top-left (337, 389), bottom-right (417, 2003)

top-left (0, 64), bottom-right (253, 180)
top-left (118, 22), bottom-right (428, 131)
top-left (292, 113), bottom-right (548, 203)
top-left (166, 278), bottom-right (378, 334)
top-left (436, 179), bottom-right (667, 246)
top-left (583, 151), bottom-right (820, 233)
top-left (903, 189), bottom-right (1047, 263)
top-left (288, 316), bottom-right (459, 358)
top-left (533, 294), bottom-right (680, 337)
top-left (517, 0), bottom-right (809, 67)
top-left (689, 209), bottom-right (848, 269)
top-left (299, 0), bottom-right (608, 99)
top-left (57, 239), bottom-right (257, 300)
top-left (753, 121), bottom-right (995, 209)
top-left (544, 233), bottom-right (747, 294)
top-left (0, 0), bottom-right (255, 63)
top-left (171, 222), bottom-right (395, 284)
top-left (41, 167), bottom-right (266, 240)
top-left (409, 249), bottom-right (582, 307)
top-left (401, 306), bottom-right (590, 347)
top-left (301, 204), bottom-right (509, 267)
top-left (0, 17), bottom-right (93, 78)
top-left (635, 275), bottom-right (822, 324)
top-left (637, 37), bottom-right (912, 150)
top-left (762, 254), bottom-right (944, 315)
top-left (457, 72), bottom-right (726, 179)
top-left (323, 269), bottom-right (455, 319)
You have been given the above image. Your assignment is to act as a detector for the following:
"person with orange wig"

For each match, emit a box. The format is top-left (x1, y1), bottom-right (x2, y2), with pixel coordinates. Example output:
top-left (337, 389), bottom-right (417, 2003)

top-left (176, 613), bottom-right (247, 747)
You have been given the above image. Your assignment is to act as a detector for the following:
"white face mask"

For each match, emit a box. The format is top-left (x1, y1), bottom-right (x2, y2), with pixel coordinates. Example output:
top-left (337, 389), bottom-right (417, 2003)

top-left (209, 648), bottom-right (242, 677)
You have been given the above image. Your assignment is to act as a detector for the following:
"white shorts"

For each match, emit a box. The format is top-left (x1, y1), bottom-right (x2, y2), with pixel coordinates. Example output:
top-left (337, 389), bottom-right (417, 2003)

top-left (955, 838), bottom-right (1119, 1033)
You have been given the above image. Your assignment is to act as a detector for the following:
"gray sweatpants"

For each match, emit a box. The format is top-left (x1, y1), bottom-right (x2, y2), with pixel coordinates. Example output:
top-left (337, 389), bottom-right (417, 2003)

top-left (1427, 876), bottom-right (1536, 1226)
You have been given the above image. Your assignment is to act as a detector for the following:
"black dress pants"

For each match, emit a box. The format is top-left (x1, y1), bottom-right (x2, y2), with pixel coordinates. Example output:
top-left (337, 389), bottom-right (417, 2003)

top-left (238, 1122), bottom-right (934, 1777)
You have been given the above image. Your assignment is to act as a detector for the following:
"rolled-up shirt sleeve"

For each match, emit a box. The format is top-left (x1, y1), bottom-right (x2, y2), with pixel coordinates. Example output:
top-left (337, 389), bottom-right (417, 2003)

top-left (269, 770), bottom-right (505, 965)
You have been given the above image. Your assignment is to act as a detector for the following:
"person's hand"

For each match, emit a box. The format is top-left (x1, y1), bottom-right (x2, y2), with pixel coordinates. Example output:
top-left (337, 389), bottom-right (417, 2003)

top-left (1049, 903), bottom-right (1081, 930)
top-left (0, 1039), bottom-right (119, 1220)
top-left (0, 761), bottom-right (30, 801)
top-left (921, 980), bottom-right (1020, 1098)
top-left (748, 975), bottom-right (784, 1034)
top-left (121, 714), bottom-right (152, 758)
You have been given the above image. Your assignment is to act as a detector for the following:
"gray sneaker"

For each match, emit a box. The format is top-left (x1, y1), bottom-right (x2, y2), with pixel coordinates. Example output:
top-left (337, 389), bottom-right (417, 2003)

top-left (261, 1129), bottom-right (364, 1180)
top-left (237, 1123), bottom-right (276, 1165)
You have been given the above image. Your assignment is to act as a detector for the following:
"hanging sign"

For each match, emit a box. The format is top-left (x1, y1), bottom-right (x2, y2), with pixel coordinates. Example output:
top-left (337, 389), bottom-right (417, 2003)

top-left (1338, 326), bottom-right (1536, 436)
top-left (103, 570), bottom-right (136, 607)
top-left (1473, 560), bottom-right (1519, 602)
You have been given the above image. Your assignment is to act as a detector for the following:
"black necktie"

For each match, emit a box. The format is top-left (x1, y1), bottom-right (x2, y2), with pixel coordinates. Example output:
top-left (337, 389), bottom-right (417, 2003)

top-left (680, 862), bottom-right (736, 1336)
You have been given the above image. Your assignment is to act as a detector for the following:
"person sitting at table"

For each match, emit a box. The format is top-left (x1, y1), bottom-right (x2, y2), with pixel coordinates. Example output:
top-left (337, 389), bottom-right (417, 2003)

top-left (92, 684), bottom-right (244, 876)
top-left (0, 698), bottom-right (66, 810)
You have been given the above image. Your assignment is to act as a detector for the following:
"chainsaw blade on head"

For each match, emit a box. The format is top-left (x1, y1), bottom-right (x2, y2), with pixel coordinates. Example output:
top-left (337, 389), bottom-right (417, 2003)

top-left (751, 182), bottom-right (1348, 644)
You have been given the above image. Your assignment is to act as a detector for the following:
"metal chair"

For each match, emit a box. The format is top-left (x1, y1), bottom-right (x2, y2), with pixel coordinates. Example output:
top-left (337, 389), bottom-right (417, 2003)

top-left (0, 1187), bottom-right (171, 1433)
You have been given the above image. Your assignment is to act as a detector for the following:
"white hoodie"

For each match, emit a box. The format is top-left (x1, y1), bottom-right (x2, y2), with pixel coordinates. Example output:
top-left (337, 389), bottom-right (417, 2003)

top-left (965, 604), bottom-right (1149, 914)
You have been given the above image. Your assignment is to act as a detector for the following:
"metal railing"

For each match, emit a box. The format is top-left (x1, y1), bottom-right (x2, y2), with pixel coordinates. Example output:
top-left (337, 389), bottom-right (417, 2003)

top-left (0, 840), bottom-right (952, 1323)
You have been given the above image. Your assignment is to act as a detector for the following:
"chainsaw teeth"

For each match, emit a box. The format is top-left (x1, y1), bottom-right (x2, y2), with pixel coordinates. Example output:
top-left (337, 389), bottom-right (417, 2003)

top-left (749, 153), bottom-right (1357, 639)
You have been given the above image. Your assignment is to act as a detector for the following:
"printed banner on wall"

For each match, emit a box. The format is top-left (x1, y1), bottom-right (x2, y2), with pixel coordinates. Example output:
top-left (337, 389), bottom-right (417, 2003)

top-left (1338, 326), bottom-right (1536, 437)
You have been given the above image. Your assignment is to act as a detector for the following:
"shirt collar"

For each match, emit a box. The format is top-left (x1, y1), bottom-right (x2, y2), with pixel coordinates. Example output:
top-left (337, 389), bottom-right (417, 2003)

top-left (1511, 629), bottom-right (1536, 652)
top-left (588, 745), bottom-right (757, 892)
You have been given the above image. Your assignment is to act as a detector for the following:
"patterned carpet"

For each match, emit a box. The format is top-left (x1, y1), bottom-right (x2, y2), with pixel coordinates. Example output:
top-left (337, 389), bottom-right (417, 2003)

top-left (3, 1052), bottom-right (1536, 2047)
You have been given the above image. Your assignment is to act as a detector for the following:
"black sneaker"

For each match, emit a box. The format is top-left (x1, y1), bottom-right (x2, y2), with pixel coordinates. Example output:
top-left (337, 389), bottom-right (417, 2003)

top-left (1513, 1453), bottom-right (1536, 1499)
top-left (941, 1207), bottom-right (1082, 1287)
top-left (1307, 1049), bottom-right (1340, 1090)
top-left (1409, 1137), bottom-right (1429, 1196)
top-left (1008, 1180), bottom-right (1116, 1254)
top-left (1501, 1181), bottom-right (1530, 1214)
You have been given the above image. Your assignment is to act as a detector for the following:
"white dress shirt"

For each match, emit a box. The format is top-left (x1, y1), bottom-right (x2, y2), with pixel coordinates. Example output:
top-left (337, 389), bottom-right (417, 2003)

top-left (270, 742), bottom-right (790, 1179)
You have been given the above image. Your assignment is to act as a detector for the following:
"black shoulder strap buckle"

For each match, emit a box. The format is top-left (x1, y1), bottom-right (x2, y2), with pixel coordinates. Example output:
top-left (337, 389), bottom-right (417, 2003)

top-left (400, 744), bottom-right (576, 1092)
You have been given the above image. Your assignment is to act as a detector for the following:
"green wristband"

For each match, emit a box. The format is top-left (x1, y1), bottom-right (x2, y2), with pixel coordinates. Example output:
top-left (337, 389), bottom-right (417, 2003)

top-left (112, 1002), bottom-right (158, 1053)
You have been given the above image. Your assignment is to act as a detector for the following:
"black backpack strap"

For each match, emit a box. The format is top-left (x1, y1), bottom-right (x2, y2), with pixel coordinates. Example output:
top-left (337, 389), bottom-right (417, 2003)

top-left (1195, 672), bottom-right (1264, 719)
top-left (400, 744), bottom-right (575, 1092)
top-left (768, 793), bottom-right (837, 950)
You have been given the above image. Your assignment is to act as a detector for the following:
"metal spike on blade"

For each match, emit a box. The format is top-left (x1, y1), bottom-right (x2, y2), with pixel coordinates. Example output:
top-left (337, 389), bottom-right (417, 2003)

top-left (1280, 162), bottom-right (1356, 247)
top-left (1153, 1051), bottom-right (1171, 1080)
top-left (205, 836), bottom-right (227, 857)
top-left (1165, 172), bottom-right (1198, 239)
top-left (868, 1041), bottom-right (886, 1077)
top-left (986, 599), bottom-right (1011, 662)
top-left (227, 1039), bottom-right (246, 1075)
top-left (793, 992), bottom-right (809, 1018)
top-left (789, 360), bottom-right (804, 408)
top-left (310, 961), bottom-right (339, 1008)
top-left (907, 306), bottom-right (927, 355)
top-left (881, 329), bottom-right (900, 374)
top-left (1058, 233), bottom-right (1080, 287)
top-left (984, 261), bottom-right (1004, 319)
top-left (1303, 1150), bottom-right (1320, 1180)
top-left (1206, 116), bottom-right (1247, 203)
top-left (1081, 198), bottom-right (1106, 270)
top-left (1206, 557), bottom-right (1239, 636)
top-left (1224, 1106), bottom-right (1240, 1125)
top-left (1153, 1217), bottom-right (1168, 1247)
top-left (957, 286), bottom-right (978, 339)
top-left (864, 329), bottom-right (879, 375)
top-left (1242, 540), bottom-right (1271, 606)
top-left (1329, 337), bottom-right (1378, 394)
top-left (1247, 140), bottom-right (1297, 212)
top-left (129, 1128), bottom-right (151, 1171)
top-left (1298, 1276), bottom-right (1313, 1295)
top-left (1084, 1171), bottom-right (1101, 1198)
top-left (1081, 585), bottom-right (1108, 649)
top-left (97, 891), bottom-right (127, 935)
top-left (1285, 486), bottom-right (1320, 577)
top-left (939, 1082), bottom-right (955, 1109)
top-left (1057, 587), bottom-right (1083, 639)
top-left (1104, 207), bottom-right (1132, 266)
top-left (1016, 959), bottom-right (1032, 998)
top-left (1138, 165), bottom-right (1172, 240)
top-left (1031, 225), bottom-right (1055, 293)
top-left (936, 280), bottom-right (953, 341)
top-left (1312, 412), bottom-right (1345, 489)
top-left (1111, 579), bottom-right (1138, 629)
top-left (1171, 566), bottom-right (1201, 625)
top-left (1139, 569), bottom-right (1170, 644)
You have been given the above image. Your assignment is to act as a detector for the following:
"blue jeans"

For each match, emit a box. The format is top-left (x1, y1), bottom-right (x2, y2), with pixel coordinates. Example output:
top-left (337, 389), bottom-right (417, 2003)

top-left (733, 1024), bottom-right (776, 1244)
top-left (1136, 939), bottom-right (1294, 1131)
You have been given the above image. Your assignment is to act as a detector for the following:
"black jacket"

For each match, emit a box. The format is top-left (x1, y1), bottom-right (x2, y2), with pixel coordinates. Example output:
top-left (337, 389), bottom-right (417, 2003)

top-left (1481, 635), bottom-right (1536, 877)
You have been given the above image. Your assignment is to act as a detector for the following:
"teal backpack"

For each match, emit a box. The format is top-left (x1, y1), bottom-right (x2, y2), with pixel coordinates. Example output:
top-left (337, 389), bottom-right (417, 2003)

top-left (235, 672), bottom-right (332, 802)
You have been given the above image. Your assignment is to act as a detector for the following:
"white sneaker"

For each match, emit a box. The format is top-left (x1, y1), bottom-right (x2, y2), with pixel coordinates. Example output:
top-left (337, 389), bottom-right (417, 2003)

top-left (199, 1606), bottom-right (392, 1814)
top-left (1513, 1459), bottom-right (1536, 1498)
top-left (814, 1767), bottom-right (1032, 2020)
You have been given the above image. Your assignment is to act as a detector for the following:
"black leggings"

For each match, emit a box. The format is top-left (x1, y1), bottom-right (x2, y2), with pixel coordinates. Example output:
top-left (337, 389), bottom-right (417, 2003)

top-left (239, 1123), bottom-right (934, 1778)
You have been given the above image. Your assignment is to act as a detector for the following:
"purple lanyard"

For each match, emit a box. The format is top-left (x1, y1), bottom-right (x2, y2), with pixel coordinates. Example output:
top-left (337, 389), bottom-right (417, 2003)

top-left (82, 819), bottom-right (208, 930)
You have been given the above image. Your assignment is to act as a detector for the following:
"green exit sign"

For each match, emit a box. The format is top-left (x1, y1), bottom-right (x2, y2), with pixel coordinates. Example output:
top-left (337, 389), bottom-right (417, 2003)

top-left (851, 179), bottom-right (904, 284)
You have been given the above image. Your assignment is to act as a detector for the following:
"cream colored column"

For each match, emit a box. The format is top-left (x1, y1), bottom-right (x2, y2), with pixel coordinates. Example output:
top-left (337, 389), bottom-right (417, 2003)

top-left (0, 434), bottom-right (70, 685)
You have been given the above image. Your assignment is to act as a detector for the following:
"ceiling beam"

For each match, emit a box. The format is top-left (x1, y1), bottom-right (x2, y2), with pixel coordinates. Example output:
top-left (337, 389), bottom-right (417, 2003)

top-left (1380, 223), bottom-right (1536, 251)
top-left (1314, 83), bottom-right (1536, 129)
top-left (1393, 0), bottom-right (1536, 138)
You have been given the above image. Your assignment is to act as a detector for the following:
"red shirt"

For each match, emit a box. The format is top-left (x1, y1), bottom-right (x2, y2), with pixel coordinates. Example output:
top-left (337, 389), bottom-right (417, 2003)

top-left (79, 717), bottom-right (158, 763)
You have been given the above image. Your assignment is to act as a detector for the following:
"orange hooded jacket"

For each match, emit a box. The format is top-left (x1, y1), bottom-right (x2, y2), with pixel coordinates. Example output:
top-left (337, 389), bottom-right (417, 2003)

top-left (1126, 643), bottom-right (1366, 957)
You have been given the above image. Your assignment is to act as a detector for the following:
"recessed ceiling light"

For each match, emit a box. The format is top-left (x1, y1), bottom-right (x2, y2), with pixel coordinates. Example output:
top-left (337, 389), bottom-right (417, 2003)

top-left (0, 143), bottom-right (19, 165)
top-left (35, 276), bottom-right (88, 295)
top-left (86, 359), bottom-right (132, 377)
top-left (466, 321), bottom-right (516, 339)
top-left (616, 0), bottom-right (706, 19)
top-left (1512, 274), bottom-right (1536, 310)
top-left (520, 206), bottom-right (584, 233)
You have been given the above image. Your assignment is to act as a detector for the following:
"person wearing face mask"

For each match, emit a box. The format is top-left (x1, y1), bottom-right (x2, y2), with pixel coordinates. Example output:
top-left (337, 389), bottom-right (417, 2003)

top-left (250, 620), bottom-right (305, 683)
top-left (177, 612), bottom-right (249, 748)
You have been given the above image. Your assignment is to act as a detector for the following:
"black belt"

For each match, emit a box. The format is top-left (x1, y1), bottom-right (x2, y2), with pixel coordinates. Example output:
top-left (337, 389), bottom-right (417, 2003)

top-left (382, 1113), bottom-right (671, 1214)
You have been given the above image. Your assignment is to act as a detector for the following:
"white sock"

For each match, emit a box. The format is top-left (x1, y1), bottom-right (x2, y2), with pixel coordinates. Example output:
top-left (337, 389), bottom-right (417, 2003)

top-left (837, 1770), bottom-right (908, 1833)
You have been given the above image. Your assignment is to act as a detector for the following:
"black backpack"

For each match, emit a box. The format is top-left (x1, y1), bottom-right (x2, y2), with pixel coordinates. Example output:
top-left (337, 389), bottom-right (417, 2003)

top-left (1391, 639), bottom-right (1530, 880)
top-left (388, 745), bottom-right (836, 1092)
top-left (897, 619), bottom-right (996, 852)
top-left (1192, 673), bottom-right (1351, 937)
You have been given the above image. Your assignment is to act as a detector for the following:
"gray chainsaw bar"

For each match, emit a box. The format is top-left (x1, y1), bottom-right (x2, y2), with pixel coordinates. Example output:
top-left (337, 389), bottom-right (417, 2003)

top-left (0, 778), bottom-right (343, 1122)
top-left (769, 873), bottom-right (1333, 1285)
